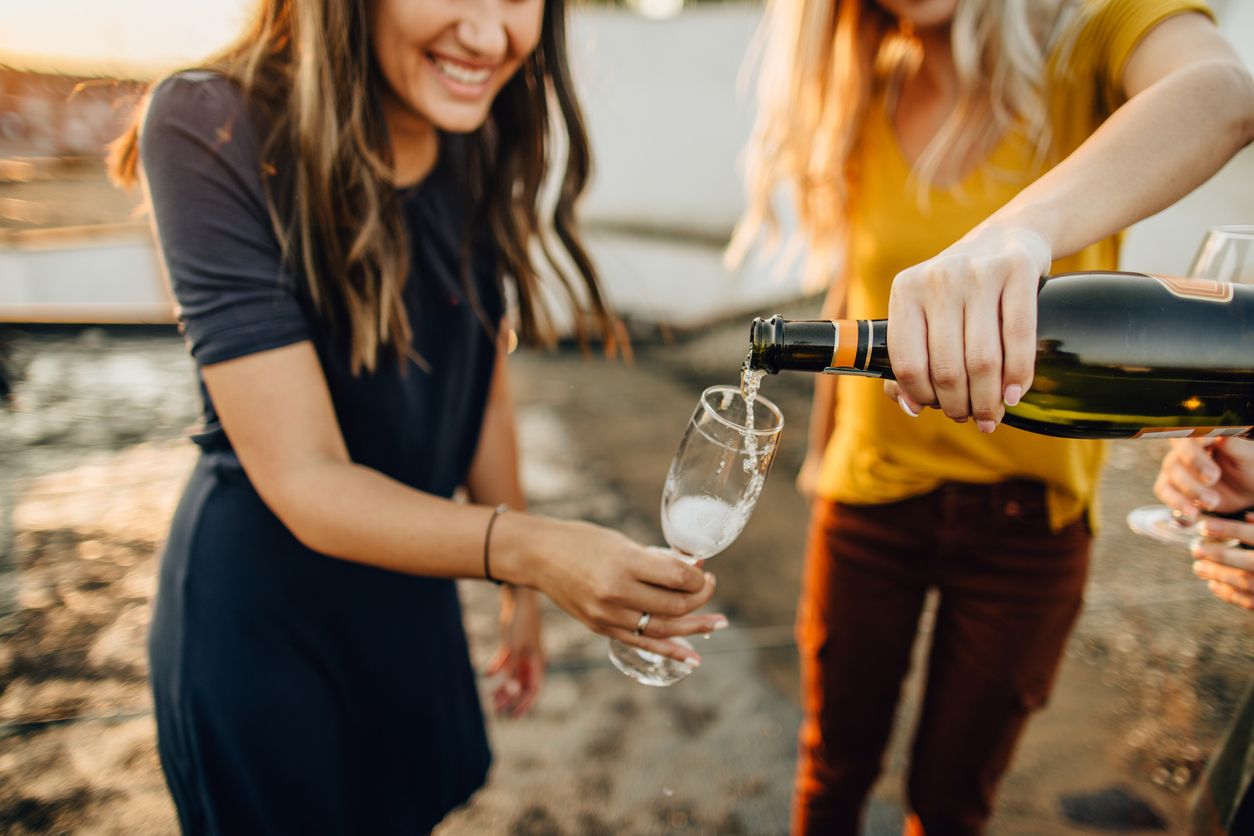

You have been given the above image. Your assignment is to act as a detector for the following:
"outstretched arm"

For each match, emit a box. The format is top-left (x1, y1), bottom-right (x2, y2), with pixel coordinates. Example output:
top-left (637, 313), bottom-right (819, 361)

top-left (202, 340), bottom-right (723, 669)
top-left (887, 11), bottom-right (1254, 428)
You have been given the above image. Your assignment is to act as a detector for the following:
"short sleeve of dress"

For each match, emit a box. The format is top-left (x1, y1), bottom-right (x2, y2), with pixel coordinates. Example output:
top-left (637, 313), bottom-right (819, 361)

top-left (140, 72), bottom-right (311, 366)
top-left (1078, 0), bottom-right (1215, 113)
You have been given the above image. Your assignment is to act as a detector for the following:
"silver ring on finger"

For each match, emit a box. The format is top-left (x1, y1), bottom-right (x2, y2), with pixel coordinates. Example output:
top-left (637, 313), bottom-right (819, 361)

top-left (634, 612), bottom-right (651, 637)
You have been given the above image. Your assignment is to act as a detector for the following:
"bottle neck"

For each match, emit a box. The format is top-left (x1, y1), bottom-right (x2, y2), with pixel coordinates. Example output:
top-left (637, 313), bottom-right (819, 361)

top-left (832, 319), bottom-right (892, 379)
top-left (748, 316), bottom-right (892, 378)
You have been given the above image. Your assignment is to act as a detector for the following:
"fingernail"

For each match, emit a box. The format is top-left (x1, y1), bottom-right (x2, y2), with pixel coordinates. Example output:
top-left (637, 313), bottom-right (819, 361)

top-left (1003, 384), bottom-right (1022, 407)
top-left (1202, 491), bottom-right (1220, 510)
top-left (955, 416), bottom-right (969, 424)
top-left (685, 656), bottom-right (701, 668)
top-left (712, 616), bottom-right (729, 631)
top-left (706, 572), bottom-right (716, 587)
top-left (898, 395), bottom-right (918, 418)
top-left (1203, 466), bottom-right (1221, 485)
top-left (977, 419), bottom-right (996, 434)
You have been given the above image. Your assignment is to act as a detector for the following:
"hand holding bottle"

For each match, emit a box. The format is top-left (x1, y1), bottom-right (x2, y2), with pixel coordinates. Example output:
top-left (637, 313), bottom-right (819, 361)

top-left (886, 225), bottom-right (1051, 432)
top-left (751, 270), bottom-right (1254, 441)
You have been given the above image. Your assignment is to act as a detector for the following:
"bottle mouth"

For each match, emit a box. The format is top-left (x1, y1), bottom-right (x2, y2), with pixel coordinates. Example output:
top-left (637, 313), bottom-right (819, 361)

top-left (748, 316), bottom-right (783, 374)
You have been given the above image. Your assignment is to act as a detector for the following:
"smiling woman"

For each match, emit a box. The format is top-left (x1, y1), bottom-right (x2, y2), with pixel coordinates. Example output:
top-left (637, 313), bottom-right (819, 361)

top-left (101, 0), bottom-right (726, 833)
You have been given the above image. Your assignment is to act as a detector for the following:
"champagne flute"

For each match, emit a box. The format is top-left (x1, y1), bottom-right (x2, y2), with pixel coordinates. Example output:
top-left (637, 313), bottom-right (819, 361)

top-left (608, 384), bottom-right (783, 686)
top-left (1128, 225), bottom-right (1254, 547)
top-left (1187, 225), bottom-right (1254, 284)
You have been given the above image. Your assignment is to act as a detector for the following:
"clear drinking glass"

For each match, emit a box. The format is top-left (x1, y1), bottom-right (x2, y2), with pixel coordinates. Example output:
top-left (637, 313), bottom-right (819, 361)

top-left (1186, 225), bottom-right (1254, 285)
top-left (608, 385), bottom-right (783, 686)
top-left (1127, 225), bottom-right (1254, 548)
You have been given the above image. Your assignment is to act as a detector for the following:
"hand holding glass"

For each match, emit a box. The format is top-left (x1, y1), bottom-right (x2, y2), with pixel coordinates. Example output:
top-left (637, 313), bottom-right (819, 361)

top-left (1128, 225), bottom-right (1254, 548)
top-left (608, 385), bottom-right (783, 686)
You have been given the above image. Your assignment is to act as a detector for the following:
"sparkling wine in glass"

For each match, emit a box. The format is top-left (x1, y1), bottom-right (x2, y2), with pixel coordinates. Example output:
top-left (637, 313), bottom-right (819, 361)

top-left (1128, 225), bottom-right (1254, 548)
top-left (608, 382), bottom-right (783, 686)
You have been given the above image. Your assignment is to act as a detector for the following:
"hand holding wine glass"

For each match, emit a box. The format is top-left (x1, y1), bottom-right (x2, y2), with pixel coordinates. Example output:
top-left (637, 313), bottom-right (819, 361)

top-left (1154, 437), bottom-right (1254, 524)
top-left (1128, 225), bottom-right (1254, 547)
top-left (608, 384), bottom-right (784, 686)
top-left (1149, 435), bottom-right (1254, 610)
top-left (1188, 512), bottom-right (1254, 612)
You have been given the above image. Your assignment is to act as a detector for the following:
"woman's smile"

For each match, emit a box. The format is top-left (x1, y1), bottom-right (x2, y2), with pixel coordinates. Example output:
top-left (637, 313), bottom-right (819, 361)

top-left (373, 0), bottom-right (543, 138)
top-left (427, 53), bottom-right (496, 93)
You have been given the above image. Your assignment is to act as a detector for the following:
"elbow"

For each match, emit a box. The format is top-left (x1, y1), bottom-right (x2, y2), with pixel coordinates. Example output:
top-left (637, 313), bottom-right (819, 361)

top-left (1208, 59), bottom-right (1254, 148)
top-left (249, 462), bottom-right (347, 557)
top-left (282, 514), bottom-right (338, 556)
top-left (260, 488), bottom-right (332, 555)
top-left (1239, 74), bottom-right (1254, 148)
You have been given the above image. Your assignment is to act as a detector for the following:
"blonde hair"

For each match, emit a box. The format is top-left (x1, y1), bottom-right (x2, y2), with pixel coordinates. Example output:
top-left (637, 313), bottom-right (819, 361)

top-left (729, 0), bottom-right (1084, 289)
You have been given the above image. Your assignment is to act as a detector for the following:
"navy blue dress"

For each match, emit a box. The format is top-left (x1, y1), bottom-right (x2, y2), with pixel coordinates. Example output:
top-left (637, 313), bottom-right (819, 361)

top-left (141, 73), bottom-right (498, 835)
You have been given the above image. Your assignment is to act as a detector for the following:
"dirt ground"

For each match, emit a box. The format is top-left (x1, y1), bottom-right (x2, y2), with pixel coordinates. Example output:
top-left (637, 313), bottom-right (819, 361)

top-left (1, 318), bottom-right (1253, 836)
top-left (2, 163), bottom-right (1254, 835)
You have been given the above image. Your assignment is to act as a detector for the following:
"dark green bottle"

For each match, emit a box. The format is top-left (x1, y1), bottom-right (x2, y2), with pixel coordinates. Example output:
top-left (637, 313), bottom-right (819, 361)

top-left (747, 271), bottom-right (1254, 440)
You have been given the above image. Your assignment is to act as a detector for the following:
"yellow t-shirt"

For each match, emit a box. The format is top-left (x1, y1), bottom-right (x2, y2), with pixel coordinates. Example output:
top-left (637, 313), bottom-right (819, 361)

top-left (815, 0), bottom-right (1214, 531)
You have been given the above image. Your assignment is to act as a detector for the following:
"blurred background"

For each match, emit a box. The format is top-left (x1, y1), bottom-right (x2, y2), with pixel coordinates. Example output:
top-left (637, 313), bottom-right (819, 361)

top-left (1, 1), bottom-right (1253, 834)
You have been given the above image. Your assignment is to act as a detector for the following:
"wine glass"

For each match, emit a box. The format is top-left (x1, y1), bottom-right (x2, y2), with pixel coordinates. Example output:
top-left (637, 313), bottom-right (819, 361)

top-left (608, 384), bottom-right (784, 686)
top-left (1127, 225), bottom-right (1254, 548)
top-left (1187, 225), bottom-right (1254, 284)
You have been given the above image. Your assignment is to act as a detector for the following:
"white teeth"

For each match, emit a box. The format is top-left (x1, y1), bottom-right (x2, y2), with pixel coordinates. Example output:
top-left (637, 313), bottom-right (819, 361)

top-left (431, 57), bottom-right (492, 85)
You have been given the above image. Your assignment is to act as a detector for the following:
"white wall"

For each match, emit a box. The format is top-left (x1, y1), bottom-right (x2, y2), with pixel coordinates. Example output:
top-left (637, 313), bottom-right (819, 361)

top-left (565, 3), bottom-right (808, 330)
top-left (2, 1), bottom-right (1250, 326)
top-left (571, 5), bottom-right (761, 240)
top-left (1121, 0), bottom-right (1254, 274)
top-left (570, 0), bottom-right (1254, 329)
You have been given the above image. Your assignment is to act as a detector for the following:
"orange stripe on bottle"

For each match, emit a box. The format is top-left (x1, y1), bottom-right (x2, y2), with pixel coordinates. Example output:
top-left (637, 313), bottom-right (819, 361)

top-left (832, 319), bottom-right (859, 368)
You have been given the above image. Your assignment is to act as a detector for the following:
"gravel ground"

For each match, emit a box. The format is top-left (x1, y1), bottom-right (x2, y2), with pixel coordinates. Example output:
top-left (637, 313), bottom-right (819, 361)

top-left (1, 316), bottom-right (1252, 836)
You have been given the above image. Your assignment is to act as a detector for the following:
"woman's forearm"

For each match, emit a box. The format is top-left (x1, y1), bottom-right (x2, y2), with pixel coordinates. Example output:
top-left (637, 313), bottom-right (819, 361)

top-left (988, 59), bottom-right (1254, 260)
top-left (268, 456), bottom-right (544, 583)
top-left (204, 340), bottom-right (721, 662)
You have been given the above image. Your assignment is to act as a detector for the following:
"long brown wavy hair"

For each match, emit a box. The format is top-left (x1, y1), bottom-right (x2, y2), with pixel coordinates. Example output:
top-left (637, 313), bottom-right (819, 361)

top-left (111, 0), bottom-right (621, 373)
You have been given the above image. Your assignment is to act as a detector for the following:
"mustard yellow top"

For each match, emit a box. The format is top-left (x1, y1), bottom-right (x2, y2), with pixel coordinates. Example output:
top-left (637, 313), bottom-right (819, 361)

top-left (815, 0), bottom-right (1214, 531)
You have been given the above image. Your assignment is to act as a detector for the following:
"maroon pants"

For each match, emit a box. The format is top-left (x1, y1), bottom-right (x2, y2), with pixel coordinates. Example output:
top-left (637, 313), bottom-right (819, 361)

top-left (793, 481), bottom-right (1091, 836)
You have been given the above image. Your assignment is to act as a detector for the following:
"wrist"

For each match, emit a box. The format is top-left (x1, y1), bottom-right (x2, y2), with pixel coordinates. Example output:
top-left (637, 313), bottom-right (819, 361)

top-left (484, 510), bottom-right (552, 589)
top-left (970, 215), bottom-right (1056, 270)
